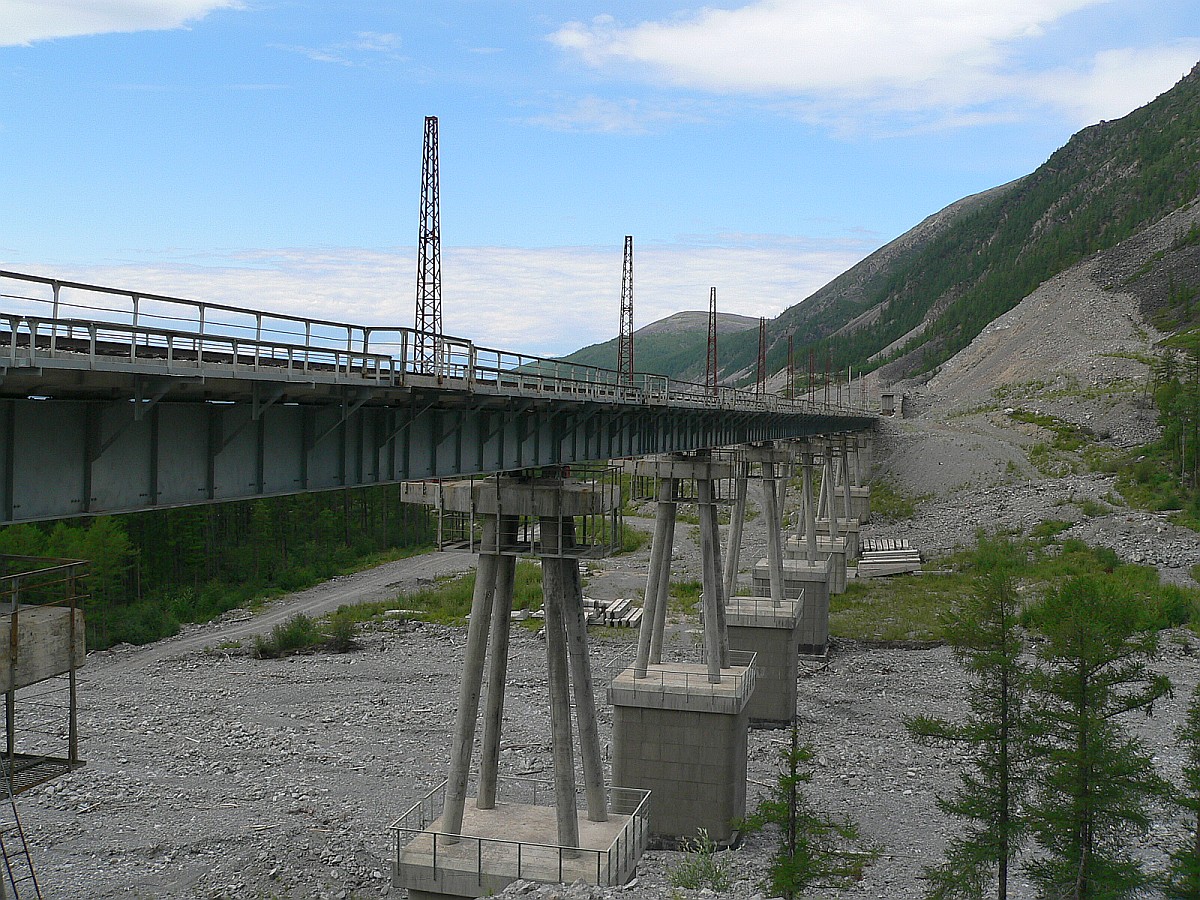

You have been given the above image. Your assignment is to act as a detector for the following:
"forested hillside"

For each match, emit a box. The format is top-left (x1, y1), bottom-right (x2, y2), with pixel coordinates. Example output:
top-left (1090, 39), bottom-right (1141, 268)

top-left (558, 310), bottom-right (757, 381)
top-left (0, 487), bottom-right (434, 649)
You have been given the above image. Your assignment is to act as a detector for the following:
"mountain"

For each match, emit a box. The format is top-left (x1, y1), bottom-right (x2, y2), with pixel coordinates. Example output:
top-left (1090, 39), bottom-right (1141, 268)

top-left (564, 61), bottom-right (1200, 387)
top-left (558, 310), bottom-right (758, 380)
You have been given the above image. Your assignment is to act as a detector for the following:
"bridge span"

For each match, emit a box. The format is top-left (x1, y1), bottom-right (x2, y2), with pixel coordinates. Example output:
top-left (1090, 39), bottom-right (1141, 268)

top-left (0, 270), bottom-right (875, 524)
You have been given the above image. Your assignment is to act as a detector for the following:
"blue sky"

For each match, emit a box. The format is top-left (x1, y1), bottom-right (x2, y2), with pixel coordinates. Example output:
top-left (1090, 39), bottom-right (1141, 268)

top-left (2, 1), bottom-right (1199, 356)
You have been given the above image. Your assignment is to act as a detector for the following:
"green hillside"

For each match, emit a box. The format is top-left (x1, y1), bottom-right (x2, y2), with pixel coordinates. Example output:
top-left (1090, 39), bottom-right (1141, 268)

top-left (569, 63), bottom-right (1200, 386)
top-left (559, 311), bottom-right (758, 382)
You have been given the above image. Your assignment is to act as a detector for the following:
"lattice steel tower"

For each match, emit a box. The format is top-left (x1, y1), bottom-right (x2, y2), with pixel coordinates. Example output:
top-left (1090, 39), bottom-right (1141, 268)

top-left (787, 334), bottom-right (795, 401)
top-left (756, 316), bottom-right (766, 397)
top-left (414, 115), bottom-right (442, 373)
top-left (618, 236), bottom-right (634, 386)
top-left (706, 286), bottom-right (718, 397)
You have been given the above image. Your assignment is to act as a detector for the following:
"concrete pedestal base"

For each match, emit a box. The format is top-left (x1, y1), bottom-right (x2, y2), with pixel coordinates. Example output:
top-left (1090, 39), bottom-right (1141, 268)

top-left (608, 661), bottom-right (754, 847)
top-left (395, 798), bottom-right (646, 900)
top-left (725, 597), bottom-right (801, 727)
top-left (815, 518), bottom-right (860, 560)
top-left (849, 486), bottom-right (871, 524)
top-left (751, 559), bottom-right (831, 655)
top-left (780, 540), bottom-right (847, 594)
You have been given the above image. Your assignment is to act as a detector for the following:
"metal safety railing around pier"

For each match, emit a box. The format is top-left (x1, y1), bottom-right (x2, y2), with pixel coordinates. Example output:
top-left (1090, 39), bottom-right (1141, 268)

top-left (391, 774), bottom-right (650, 889)
top-left (0, 269), bottom-right (872, 415)
top-left (0, 555), bottom-right (88, 794)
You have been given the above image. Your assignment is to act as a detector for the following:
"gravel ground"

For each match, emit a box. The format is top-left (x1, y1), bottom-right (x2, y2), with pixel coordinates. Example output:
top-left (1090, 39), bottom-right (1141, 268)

top-left (21, 614), bottom-right (1200, 900)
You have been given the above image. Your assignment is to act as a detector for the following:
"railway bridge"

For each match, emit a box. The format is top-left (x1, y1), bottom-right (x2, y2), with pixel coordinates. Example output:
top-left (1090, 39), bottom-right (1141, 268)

top-left (0, 269), bottom-right (873, 523)
top-left (0, 268), bottom-right (878, 900)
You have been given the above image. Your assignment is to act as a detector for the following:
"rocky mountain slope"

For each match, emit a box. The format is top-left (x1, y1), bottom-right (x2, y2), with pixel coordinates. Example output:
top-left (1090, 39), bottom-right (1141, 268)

top-left (567, 62), bottom-right (1200, 389)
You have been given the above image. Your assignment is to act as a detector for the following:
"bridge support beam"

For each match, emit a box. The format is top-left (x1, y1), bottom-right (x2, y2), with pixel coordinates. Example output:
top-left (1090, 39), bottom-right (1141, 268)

top-left (721, 443), bottom-right (804, 727)
top-left (751, 441), bottom-right (833, 657)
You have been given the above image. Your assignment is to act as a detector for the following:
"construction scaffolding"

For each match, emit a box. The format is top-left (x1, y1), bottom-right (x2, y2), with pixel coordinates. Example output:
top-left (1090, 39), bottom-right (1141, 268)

top-left (0, 555), bottom-right (89, 899)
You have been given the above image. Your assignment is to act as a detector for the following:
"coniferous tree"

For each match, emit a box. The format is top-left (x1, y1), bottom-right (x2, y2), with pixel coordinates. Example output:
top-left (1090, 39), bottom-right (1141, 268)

top-left (740, 721), bottom-right (868, 898)
top-left (1165, 683), bottom-right (1200, 898)
top-left (907, 534), bottom-right (1030, 900)
top-left (1024, 575), bottom-right (1171, 900)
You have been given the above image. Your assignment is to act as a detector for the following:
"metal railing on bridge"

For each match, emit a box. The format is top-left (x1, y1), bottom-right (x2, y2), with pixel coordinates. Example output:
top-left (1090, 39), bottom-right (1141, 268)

top-left (0, 270), bottom-right (870, 416)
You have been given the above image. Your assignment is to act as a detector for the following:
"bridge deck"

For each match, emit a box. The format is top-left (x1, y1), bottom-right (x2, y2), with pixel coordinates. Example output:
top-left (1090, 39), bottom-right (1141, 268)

top-left (0, 269), bottom-right (876, 523)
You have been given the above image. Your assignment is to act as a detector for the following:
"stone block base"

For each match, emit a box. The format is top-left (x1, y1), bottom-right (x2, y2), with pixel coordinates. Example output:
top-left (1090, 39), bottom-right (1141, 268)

top-left (725, 598), bottom-right (801, 726)
top-left (610, 668), bottom-right (751, 846)
top-left (752, 558), bottom-right (833, 653)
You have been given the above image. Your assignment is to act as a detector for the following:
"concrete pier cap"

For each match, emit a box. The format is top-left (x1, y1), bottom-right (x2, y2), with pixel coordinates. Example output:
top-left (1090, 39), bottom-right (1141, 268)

top-left (437, 475), bottom-right (616, 517)
top-left (625, 453), bottom-right (735, 482)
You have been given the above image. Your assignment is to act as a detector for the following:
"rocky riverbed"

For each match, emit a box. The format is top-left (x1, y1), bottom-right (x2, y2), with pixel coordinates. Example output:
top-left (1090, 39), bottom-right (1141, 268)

top-left (15, 224), bottom-right (1200, 898)
top-left (19, 607), bottom-right (1200, 900)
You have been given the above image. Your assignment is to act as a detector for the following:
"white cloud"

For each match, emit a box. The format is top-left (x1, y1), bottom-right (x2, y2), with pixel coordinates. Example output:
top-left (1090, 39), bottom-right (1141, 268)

top-left (0, 0), bottom-right (241, 47)
top-left (549, 1), bottom-right (1200, 128)
top-left (1030, 44), bottom-right (1200, 124)
top-left (15, 237), bottom-right (871, 358)
top-left (276, 30), bottom-right (405, 67)
top-left (524, 96), bottom-right (710, 134)
top-left (551, 1), bottom-right (1101, 94)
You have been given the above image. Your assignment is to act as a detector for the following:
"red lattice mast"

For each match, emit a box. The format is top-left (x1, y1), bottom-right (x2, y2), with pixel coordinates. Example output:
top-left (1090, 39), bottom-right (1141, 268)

top-left (756, 316), bottom-right (766, 397)
top-left (618, 236), bottom-right (634, 386)
top-left (787, 334), bottom-right (795, 401)
top-left (706, 286), bottom-right (718, 397)
top-left (414, 115), bottom-right (442, 372)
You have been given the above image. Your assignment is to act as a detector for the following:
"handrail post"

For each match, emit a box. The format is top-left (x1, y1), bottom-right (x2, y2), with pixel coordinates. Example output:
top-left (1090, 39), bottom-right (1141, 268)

top-left (50, 282), bottom-right (60, 352)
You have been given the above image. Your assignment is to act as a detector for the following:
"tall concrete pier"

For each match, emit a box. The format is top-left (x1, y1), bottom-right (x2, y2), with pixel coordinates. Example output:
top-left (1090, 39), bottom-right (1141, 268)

top-left (610, 452), bottom-right (754, 846)
top-left (394, 472), bottom-right (649, 900)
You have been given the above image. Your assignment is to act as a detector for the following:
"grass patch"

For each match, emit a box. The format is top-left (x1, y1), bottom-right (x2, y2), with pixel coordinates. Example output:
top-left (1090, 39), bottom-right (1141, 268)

top-left (831, 573), bottom-right (970, 642)
top-left (252, 613), bottom-right (324, 659)
top-left (1030, 519), bottom-right (1072, 543)
top-left (674, 506), bottom-right (733, 526)
top-left (669, 580), bottom-right (703, 615)
top-left (1077, 498), bottom-right (1109, 518)
top-left (1008, 408), bottom-right (1094, 452)
top-left (329, 560), bottom-right (547, 626)
top-left (616, 522), bottom-right (651, 554)
top-left (869, 481), bottom-right (930, 521)
top-left (830, 533), bottom-right (1200, 642)
top-left (1111, 446), bottom-right (1200, 530)
top-left (669, 830), bottom-right (732, 892)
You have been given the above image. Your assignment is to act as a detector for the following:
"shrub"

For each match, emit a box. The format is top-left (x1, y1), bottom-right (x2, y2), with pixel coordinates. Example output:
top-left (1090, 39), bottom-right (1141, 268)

top-left (253, 613), bottom-right (323, 658)
top-left (669, 829), bottom-right (731, 892)
top-left (326, 612), bottom-right (358, 653)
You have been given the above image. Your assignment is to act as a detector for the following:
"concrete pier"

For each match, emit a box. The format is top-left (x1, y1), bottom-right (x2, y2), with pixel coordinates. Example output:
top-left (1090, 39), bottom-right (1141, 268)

top-left (724, 596), bottom-right (802, 725)
top-left (612, 452), bottom-right (752, 846)
top-left (609, 655), bottom-right (754, 846)
top-left (395, 471), bottom-right (643, 900)
top-left (814, 517), bottom-right (860, 562)
top-left (751, 557), bottom-right (833, 655)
